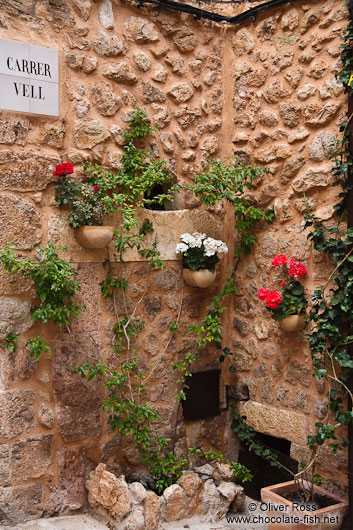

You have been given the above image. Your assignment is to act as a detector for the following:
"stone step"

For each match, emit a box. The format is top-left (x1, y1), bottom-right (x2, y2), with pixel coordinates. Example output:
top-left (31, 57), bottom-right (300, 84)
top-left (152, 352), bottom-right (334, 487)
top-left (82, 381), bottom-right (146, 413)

top-left (1, 514), bottom-right (109, 530)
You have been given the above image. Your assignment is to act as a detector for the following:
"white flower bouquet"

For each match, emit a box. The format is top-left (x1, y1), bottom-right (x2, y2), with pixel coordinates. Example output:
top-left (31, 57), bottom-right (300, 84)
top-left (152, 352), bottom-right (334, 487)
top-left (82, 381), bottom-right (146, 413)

top-left (175, 232), bottom-right (228, 271)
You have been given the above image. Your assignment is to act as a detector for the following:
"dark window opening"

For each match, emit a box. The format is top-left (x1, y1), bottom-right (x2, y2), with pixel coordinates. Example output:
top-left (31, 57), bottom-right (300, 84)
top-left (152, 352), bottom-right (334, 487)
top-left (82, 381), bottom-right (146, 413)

top-left (144, 182), bottom-right (175, 211)
top-left (238, 432), bottom-right (297, 501)
top-left (182, 369), bottom-right (220, 421)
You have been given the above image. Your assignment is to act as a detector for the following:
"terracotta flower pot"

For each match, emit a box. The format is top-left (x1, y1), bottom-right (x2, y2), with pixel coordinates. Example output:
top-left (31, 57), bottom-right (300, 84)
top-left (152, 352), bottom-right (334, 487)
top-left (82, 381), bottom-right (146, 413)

top-left (183, 268), bottom-right (217, 288)
top-left (74, 226), bottom-right (114, 249)
top-left (279, 315), bottom-right (305, 332)
top-left (261, 480), bottom-right (348, 530)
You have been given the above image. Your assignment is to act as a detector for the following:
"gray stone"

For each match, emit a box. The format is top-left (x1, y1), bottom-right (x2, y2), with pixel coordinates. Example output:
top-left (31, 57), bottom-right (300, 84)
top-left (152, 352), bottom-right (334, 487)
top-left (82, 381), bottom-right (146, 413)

top-left (39, 403), bottom-right (55, 429)
top-left (233, 317), bottom-right (249, 337)
top-left (0, 298), bottom-right (32, 335)
top-left (291, 389), bottom-right (308, 413)
top-left (90, 83), bottom-right (122, 116)
top-left (155, 270), bottom-right (178, 291)
top-left (262, 234), bottom-right (278, 258)
top-left (168, 83), bottom-right (194, 103)
top-left (260, 378), bottom-right (274, 403)
top-left (123, 506), bottom-right (145, 530)
top-left (319, 79), bottom-right (344, 100)
top-left (258, 110), bottom-right (279, 127)
top-left (297, 83), bottom-right (316, 100)
top-left (0, 484), bottom-right (42, 524)
top-left (0, 389), bottom-right (34, 439)
top-left (73, 0), bottom-right (92, 20)
top-left (123, 17), bottom-right (159, 43)
top-left (151, 104), bottom-right (170, 128)
top-left (284, 67), bottom-right (304, 88)
top-left (309, 60), bottom-right (328, 79)
top-left (280, 156), bottom-right (305, 184)
top-left (133, 52), bottom-right (151, 71)
top-left (143, 82), bottom-right (166, 103)
top-left (11, 435), bottom-right (53, 480)
top-left (143, 296), bottom-right (162, 317)
top-left (277, 384), bottom-right (289, 406)
top-left (151, 65), bottom-right (167, 83)
top-left (93, 30), bottom-right (126, 56)
top-left (52, 333), bottom-right (101, 442)
top-left (285, 360), bottom-right (311, 388)
top-left (65, 52), bottom-right (84, 71)
top-left (74, 120), bottom-right (110, 149)
top-left (292, 167), bottom-right (331, 193)
top-left (0, 150), bottom-right (59, 191)
top-left (0, 444), bottom-right (10, 486)
top-left (129, 482), bottom-right (147, 504)
top-left (0, 119), bottom-right (29, 145)
top-left (303, 103), bottom-right (341, 125)
top-left (83, 56), bottom-right (97, 74)
top-left (103, 63), bottom-right (137, 84)
top-left (163, 484), bottom-right (187, 522)
top-left (287, 127), bottom-right (310, 144)
top-left (98, 0), bottom-right (114, 29)
top-left (173, 27), bottom-right (198, 52)
top-left (314, 397), bottom-right (328, 418)
top-left (279, 102), bottom-right (300, 128)
top-left (160, 132), bottom-right (174, 153)
top-left (308, 132), bottom-right (335, 162)
top-left (281, 8), bottom-right (299, 30)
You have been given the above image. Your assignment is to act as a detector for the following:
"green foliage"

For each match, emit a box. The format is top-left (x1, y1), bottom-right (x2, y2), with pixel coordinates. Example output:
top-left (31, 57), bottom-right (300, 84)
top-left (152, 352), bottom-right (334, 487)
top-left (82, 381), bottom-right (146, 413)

top-left (189, 276), bottom-right (237, 348)
top-left (172, 352), bottom-right (196, 402)
top-left (182, 246), bottom-right (219, 271)
top-left (269, 278), bottom-right (308, 320)
top-left (26, 336), bottom-right (51, 361)
top-left (188, 157), bottom-right (274, 255)
top-left (0, 332), bottom-right (18, 353)
top-left (0, 243), bottom-right (84, 327)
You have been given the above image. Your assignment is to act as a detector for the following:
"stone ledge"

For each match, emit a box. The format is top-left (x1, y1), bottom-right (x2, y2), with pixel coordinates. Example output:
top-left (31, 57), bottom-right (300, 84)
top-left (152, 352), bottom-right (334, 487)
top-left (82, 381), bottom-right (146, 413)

top-left (237, 400), bottom-right (307, 444)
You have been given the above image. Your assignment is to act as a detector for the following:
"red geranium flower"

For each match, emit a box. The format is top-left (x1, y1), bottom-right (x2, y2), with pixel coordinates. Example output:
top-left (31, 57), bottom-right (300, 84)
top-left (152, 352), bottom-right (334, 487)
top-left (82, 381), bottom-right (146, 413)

top-left (288, 259), bottom-right (306, 278)
top-left (258, 287), bottom-right (269, 301)
top-left (93, 185), bottom-right (99, 191)
top-left (281, 281), bottom-right (286, 287)
top-left (53, 163), bottom-right (74, 176)
top-left (272, 254), bottom-right (287, 266)
top-left (265, 290), bottom-right (283, 309)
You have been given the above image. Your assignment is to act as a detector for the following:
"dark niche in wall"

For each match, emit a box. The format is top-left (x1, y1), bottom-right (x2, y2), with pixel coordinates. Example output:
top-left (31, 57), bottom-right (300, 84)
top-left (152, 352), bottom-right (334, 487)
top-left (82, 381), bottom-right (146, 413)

top-left (182, 369), bottom-right (221, 421)
top-left (238, 432), bottom-right (297, 501)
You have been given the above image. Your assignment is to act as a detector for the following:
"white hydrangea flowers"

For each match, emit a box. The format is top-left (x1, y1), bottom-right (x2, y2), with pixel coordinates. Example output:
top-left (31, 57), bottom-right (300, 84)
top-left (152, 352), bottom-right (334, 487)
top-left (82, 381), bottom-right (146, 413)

top-left (175, 232), bottom-right (228, 257)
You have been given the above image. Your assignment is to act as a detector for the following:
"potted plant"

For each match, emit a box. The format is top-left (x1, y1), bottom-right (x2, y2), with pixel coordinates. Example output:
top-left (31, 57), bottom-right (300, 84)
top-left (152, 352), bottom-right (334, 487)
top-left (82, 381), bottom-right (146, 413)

top-left (175, 232), bottom-right (228, 288)
top-left (257, 255), bottom-right (308, 331)
top-left (54, 163), bottom-right (115, 249)
top-left (261, 480), bottom-right (348, 530)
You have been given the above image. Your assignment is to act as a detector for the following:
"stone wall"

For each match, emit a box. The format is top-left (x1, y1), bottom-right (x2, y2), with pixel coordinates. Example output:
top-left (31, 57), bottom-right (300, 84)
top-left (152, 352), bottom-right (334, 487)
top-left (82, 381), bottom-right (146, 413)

top-left (0, 0), bottom-right (349, 524)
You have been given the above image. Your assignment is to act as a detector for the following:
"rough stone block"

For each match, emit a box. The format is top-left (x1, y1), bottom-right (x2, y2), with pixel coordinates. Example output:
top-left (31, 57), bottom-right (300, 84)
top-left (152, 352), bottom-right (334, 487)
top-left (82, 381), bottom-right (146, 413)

top-left (0, 151), bottom-right (59, 191)
top-left (70, 263), bottom-right (101, 333)
top-left (11, 435), bottom-right (53, 480)
top-left (0, 192), bottom-right (41, 249)
top-left (0, 298), bottom-right (33, 336)
top-left (52, 333), bottom-right (101, 441)
top-left (0, 484), bottom-right (42, 524)
top-left (0, 389), bottom-right (34, 439)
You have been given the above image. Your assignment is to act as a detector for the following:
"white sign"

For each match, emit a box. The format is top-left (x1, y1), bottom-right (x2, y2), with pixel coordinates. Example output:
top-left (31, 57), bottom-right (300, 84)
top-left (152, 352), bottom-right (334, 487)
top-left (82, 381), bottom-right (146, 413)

top-left (0, 39), bottom-right (59, 116)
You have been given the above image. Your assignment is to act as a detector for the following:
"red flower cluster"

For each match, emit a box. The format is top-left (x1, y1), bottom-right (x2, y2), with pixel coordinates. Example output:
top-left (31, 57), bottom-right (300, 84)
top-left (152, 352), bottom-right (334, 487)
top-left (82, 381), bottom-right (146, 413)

top-left (288, 258), bottom-right (306, 278)
top-left (257, 288), bottom-right (283, 309)
top-left (53, 163), bottom-right (74, 176)
top-left (93, 185), bottom-right (99, 191)
top-left (272, 254), bottom-right (287, 266)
